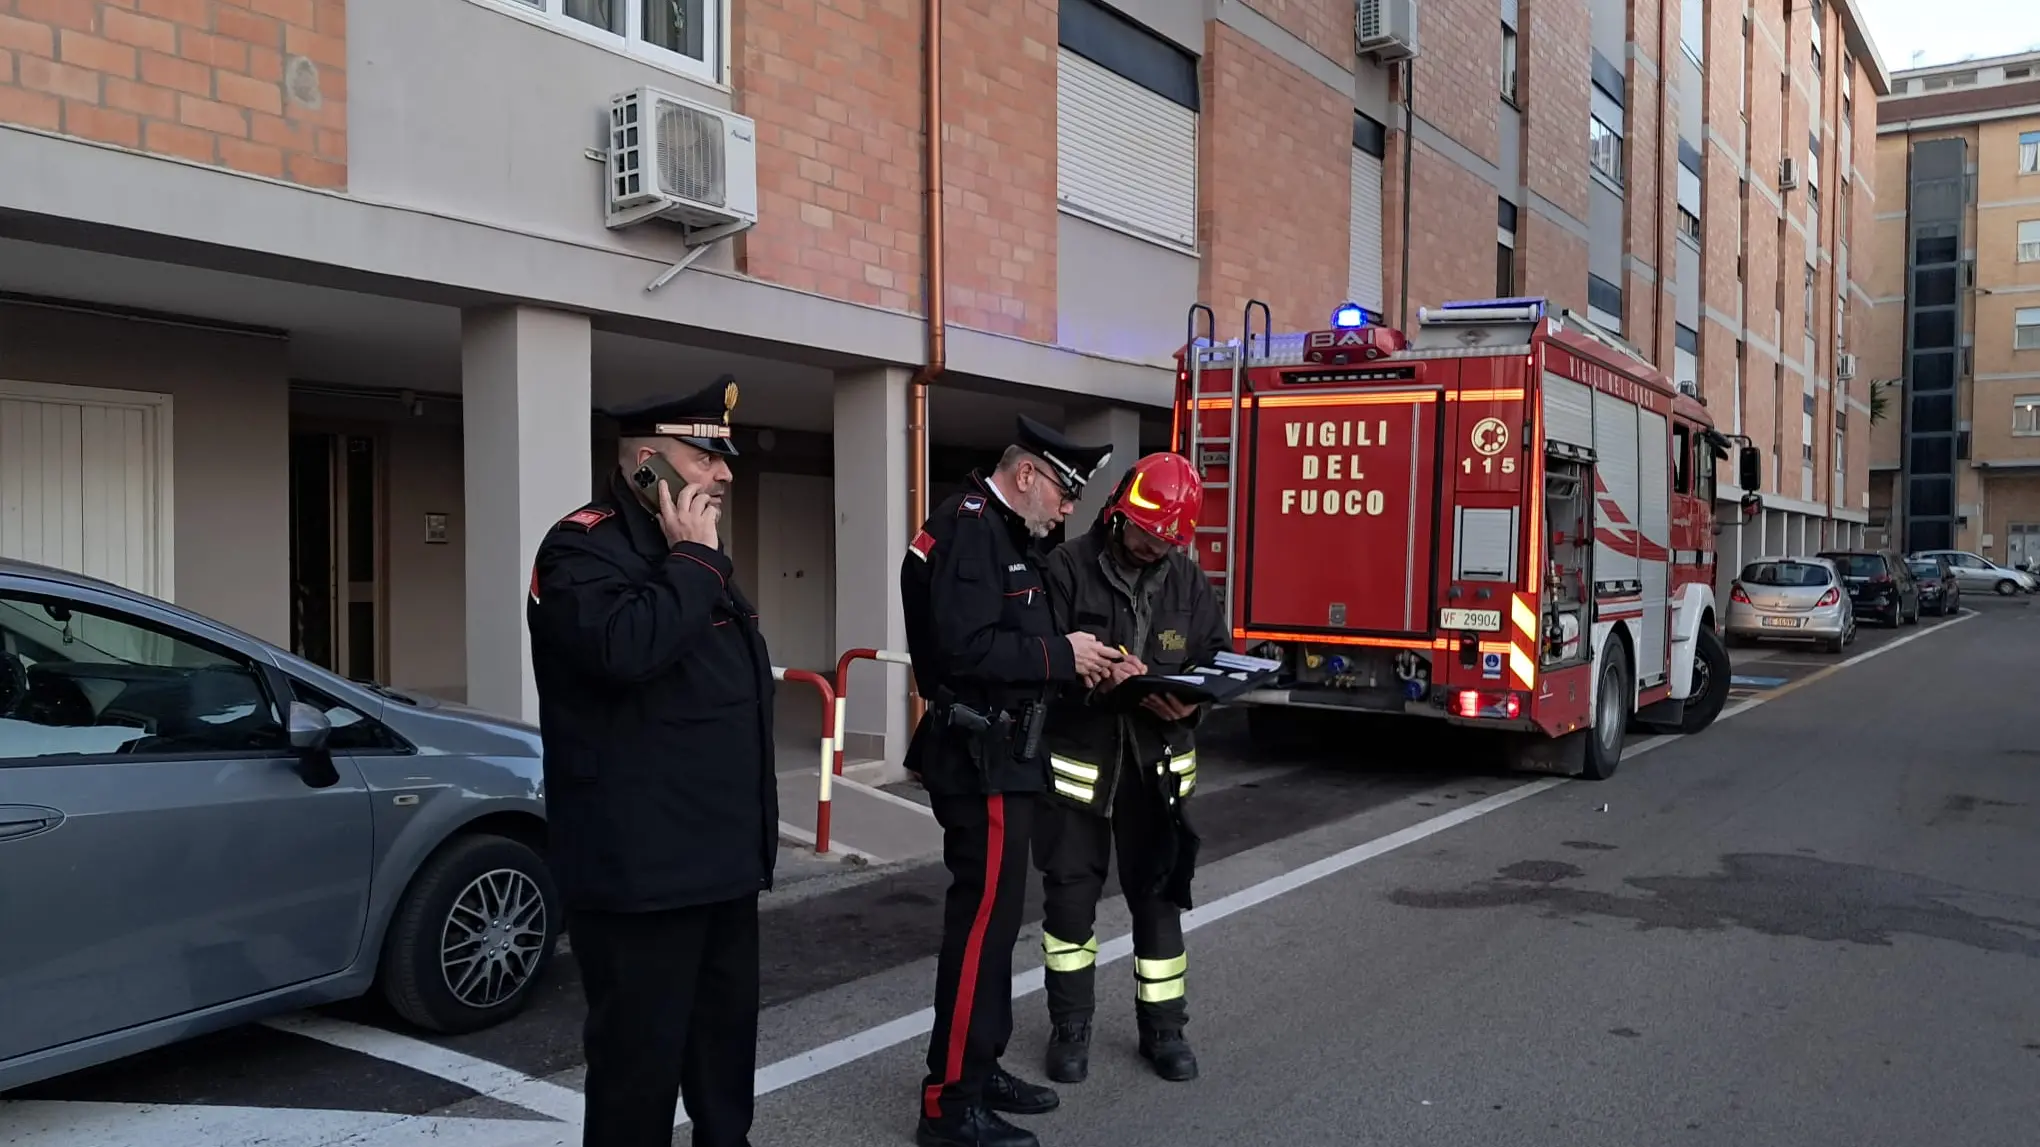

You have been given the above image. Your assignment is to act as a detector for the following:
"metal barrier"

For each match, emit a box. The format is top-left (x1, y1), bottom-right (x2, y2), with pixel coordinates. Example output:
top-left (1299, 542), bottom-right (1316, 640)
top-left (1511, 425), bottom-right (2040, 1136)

top-left (772, 666), bottom-right (838, 855)
top-left (831, 646), bottom-right (915, 782)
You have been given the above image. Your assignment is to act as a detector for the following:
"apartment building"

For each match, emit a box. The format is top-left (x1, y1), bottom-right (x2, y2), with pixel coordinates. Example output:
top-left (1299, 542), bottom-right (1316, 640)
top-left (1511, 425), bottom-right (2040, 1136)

top-left (0, 0), bottom-right (1886, 768)
top-left (1868, 51), bottom-right (2040, 569)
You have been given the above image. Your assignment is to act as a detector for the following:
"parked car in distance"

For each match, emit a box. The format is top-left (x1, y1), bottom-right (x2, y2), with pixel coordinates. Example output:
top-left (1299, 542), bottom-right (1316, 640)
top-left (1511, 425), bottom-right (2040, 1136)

top-left (1906, 549), bottom-right (2037, 597)
top-left (1726, 556), bottom-right (1857, 653)
top-left (1816, 548), bottom-right (1920, 628)
top-left (0, 558), bottom-right (557, 1096)
top-left (1906, 555), bottom-right (1963, 617)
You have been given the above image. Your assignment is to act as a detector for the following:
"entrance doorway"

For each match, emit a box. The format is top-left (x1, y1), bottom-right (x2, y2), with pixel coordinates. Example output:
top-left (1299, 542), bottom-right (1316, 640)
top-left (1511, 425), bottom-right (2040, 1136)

top-left (289, 430), bottom-right (386, 682)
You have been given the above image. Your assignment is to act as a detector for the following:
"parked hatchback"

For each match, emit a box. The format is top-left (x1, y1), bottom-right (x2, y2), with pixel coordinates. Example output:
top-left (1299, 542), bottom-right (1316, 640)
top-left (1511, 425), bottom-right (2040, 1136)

top-left (1726, 556), bottom-right (1856, 653)
top-left (1906, 555), bottom-right (1963, 617)
top-left (0, 559), bottom-right (557, 1094)
top-left (1816, 549), bottom-right (1920, 628)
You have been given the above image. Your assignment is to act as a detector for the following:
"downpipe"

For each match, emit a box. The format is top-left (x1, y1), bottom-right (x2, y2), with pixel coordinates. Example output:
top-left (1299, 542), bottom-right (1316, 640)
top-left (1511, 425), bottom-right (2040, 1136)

top-left (907, 0), bottom-right (945, 730)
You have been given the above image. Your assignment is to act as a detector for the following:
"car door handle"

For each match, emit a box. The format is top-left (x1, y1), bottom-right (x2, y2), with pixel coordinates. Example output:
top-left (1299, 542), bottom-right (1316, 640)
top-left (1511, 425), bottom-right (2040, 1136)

top-left (0, 805), bottom-right (64, 842)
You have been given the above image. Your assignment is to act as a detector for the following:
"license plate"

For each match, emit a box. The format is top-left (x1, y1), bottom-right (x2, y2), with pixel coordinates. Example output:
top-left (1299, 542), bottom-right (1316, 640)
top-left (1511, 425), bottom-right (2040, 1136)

top-left (1761, 616), bottom-right (1803, 628)
top-left (1440, 608), bottom-right (1502, 631)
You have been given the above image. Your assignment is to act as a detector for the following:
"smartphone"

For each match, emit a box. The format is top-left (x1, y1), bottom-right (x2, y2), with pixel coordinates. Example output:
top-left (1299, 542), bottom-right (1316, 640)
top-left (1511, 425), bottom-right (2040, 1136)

top-left (628, 453), bottom-right (689, 514)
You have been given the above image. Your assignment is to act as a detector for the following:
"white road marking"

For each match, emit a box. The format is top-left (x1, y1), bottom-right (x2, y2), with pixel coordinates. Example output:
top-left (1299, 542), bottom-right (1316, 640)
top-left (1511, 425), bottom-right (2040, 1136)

top-left (10, 610), bottom-right (1971, 1145)
top-left (0, 1100), bottom-right (562, 1147)
top-left (262, 1016), bottom-right (583, 1125)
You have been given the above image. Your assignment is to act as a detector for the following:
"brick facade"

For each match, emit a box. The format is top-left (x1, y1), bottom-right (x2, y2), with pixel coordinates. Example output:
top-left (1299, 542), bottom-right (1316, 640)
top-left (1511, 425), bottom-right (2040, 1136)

top-left (732, 0), bottom-right (1057, 342)
top-left (1244, 0), bottom-right (1354, 68)
top-left (0, 0), bottom-right (345, 188)
top-left (1412, 0), bottom-right (1499, 167)
top-left (1197, 22), bottom-right (1350, 335)
top-left (1401, 144), bottom-right (1496, 316)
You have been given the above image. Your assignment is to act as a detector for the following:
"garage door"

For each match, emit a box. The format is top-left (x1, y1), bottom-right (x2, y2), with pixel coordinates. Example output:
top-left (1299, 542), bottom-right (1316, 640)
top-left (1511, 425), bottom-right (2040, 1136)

top-left (0, 381), bottom-right (174, 600)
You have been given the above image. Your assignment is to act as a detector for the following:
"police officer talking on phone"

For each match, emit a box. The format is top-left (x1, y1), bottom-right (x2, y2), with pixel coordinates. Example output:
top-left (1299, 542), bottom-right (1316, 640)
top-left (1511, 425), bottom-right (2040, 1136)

top-left (899, 415), bottom-right (1121, 1147)
top-left (526, 375), bottom-right (775, 1147)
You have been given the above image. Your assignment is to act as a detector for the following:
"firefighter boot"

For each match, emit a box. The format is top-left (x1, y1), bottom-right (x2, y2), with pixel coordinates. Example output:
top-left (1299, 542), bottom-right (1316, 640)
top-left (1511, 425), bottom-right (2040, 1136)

top-left (1137, 1017), bottom-right (1198, 1082)
top-left (1043, 1018), bottom-right (1091, 1083)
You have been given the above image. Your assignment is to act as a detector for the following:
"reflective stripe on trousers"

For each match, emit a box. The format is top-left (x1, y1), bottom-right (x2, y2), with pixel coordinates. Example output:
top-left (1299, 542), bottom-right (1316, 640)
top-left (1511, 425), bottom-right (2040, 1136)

top-left (1134, 952), bottom-right (1187, 1003)
top-left (1041, 929), bottom-right (1099, 973)
top-left (1163, 750), bottom-right (1195, 798)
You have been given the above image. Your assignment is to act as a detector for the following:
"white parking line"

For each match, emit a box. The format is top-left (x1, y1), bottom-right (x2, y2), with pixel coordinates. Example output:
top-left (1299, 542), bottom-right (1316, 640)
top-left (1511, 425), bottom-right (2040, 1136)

top-left (10, 610), bottom-right (1969, 1146)
top-left (263, 1016), bottom-right (584, 1125)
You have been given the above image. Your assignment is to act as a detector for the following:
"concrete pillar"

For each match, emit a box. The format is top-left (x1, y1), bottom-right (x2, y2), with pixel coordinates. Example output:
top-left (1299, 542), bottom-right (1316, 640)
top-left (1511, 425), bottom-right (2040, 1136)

top-left (833, 366), bottom-right (912, 772)
top-left (1066, 404), bottom-right (1145, 531)
top-left (461, 306), bottom-right (592, 721)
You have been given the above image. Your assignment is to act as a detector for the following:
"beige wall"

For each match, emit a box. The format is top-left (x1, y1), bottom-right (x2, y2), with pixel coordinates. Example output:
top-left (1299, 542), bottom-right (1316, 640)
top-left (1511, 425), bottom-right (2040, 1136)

top-left (0, 304), bottom-right (290, 645)
top-left (384, 419), bottom-right (469, 701)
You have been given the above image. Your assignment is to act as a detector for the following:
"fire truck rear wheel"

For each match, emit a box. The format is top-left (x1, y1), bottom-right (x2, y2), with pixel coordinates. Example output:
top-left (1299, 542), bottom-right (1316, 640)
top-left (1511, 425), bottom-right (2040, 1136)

top-left (1579, 642), bottom-right (1630, 781)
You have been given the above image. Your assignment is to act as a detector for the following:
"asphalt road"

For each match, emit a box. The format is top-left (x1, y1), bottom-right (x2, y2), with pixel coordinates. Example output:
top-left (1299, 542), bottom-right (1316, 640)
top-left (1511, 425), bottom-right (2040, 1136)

top-left (2, 600), bottom-right (2030, 1146)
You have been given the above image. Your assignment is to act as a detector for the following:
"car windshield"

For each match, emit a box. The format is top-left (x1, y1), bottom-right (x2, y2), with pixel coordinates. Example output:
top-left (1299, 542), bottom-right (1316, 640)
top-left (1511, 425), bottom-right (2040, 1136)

top-left (1823, 554), bottom-right (1885, 578)
top-left (1907, 561), bottom-right (1942, 579)
top-left (1742, 561), bottom-right (1831, 587)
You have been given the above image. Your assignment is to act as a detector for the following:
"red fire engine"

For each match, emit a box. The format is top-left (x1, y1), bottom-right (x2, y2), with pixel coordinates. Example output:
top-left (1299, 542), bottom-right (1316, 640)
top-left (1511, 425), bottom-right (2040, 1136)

top-left (1171, 297), bottom-right (1765, 779)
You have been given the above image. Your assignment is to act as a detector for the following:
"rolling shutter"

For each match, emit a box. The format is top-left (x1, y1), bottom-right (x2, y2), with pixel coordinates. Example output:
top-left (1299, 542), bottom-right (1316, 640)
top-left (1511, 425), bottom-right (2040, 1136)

top-left (1348, 147), bottom-right (1385, 311)
top-left (0, 382), bottom-right (172, 599)
top-left (1056, 47), bottom-right (1198, 251)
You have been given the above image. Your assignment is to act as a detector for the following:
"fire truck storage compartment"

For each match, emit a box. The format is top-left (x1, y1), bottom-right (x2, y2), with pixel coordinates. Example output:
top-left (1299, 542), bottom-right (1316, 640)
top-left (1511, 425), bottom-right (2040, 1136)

top-left (1542, 369), bottom-right (1671, 686)
top-left (1242, 385), bottom-right (1444, 636)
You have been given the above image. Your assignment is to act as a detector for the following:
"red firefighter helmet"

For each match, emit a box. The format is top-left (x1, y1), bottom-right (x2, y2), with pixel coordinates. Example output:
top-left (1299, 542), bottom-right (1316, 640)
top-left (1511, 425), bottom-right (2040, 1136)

top-left (1107, 452), bottom-right (1201, 547)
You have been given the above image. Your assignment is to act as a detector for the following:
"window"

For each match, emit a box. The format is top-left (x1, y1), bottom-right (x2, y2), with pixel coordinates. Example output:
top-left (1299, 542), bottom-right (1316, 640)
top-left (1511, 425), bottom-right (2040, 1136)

top-left (1056, 0), bottom-right (1201, 252)
top-left (2009, 66), bottom-right (2034, 80)
top-left (0, 592), bottom-right (285, 762)
top-left (1677, 144), bottom-right (1702, 244)
top-left (1680, 0), bottom-right (1704, 61)
top-left (2019, 308), bottom-right (2040, 350)
top-left (1805, 265), bottom-right (1817, 329)
top-left (1588, 274), bottom-right (1623, 333)
top-left (1349, 113), bottom-right (1388, 311)
top-left (2015, 395), bottom-right (2040, 435)
top-left (1590, 116), bottom-right (1624, 185)
top-left (2022, 131), bottom-right (2040, 175)
top-left (1497, 199), bottom-right (1518, 297)
top-left (1835, 427), bottom-right (1846, 474)
top-left (2020, 221), bottom-right (2040, 262)
top-left (1501, 23), bottom-right (1521, 103)
top-left (507, 0), bottom-right (718, 81)
top-left (1696, 433), bottom-right (1717, 502)
top-left (1673, 424), bottom-right (1693, 493)
top-left (1674, 323), bottom-right (1699, 396)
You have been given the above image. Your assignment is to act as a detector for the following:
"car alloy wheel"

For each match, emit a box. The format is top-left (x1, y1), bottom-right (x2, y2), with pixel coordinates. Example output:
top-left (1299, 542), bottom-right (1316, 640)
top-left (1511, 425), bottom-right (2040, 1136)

top-left (441, 867), bottom-right (550, 1009)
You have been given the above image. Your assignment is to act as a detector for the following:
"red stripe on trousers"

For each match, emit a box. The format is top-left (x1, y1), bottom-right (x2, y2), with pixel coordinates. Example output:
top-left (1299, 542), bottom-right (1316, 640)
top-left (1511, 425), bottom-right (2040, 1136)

top-left (922, 794), bottom-right (1007, 1119)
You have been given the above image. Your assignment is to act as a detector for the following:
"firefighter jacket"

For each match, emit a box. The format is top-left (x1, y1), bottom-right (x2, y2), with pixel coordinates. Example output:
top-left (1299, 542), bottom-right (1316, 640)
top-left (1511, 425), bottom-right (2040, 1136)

top-left (1038, 518), bottom-right (1229, 823)
top-left (900, 471), bottom-right (1081, 796)
top-left (525, 470), bottom-right (778, 914)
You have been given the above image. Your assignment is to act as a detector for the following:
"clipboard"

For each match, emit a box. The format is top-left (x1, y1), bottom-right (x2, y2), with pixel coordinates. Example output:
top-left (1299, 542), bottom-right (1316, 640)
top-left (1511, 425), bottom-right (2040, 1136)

top-left (1093, 651), bottom-right (1282, 711)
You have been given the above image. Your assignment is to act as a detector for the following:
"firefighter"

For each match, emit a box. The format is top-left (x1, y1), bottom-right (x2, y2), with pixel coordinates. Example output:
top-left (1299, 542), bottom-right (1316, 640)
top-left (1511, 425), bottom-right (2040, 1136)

top-left (1032, 452), bottom-right (1227, 1086)
top-left (900, 415), bottom-right (1121, 1147)
top-left (524, 377), bottom-right (776, 1147)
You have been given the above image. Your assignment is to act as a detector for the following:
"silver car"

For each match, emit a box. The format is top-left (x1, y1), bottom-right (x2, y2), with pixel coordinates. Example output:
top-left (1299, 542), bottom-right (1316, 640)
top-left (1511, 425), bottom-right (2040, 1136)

top-left (1907, 549), bottom-right (2038, 596)
top-left (1725, 555), bottom-right (1856, 653)
top-left (0, 558), bottom-right (556, 1094)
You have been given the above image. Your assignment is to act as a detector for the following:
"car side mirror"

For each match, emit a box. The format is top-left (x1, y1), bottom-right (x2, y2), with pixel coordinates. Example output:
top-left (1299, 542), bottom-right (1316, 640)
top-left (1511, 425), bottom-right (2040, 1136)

top-left (1738, 445), bottom-right (1762, 492)
top-left (288, 701), bottom-right (333, 753)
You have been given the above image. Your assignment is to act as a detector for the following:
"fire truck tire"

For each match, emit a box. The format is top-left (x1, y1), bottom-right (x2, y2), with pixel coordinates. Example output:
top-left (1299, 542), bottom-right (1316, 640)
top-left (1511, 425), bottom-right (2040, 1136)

top-left (1578, 641), bottom-right (1631, 781)
top-left (1676, 626), bottom-right (1732, 735)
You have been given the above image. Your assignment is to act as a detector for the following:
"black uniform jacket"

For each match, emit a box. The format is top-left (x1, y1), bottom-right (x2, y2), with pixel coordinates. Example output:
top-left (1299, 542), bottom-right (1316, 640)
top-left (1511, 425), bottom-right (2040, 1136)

top-left (900, 471), bottom-right (1079, 796)
top-left (525, 470), bottom-right (778, 914)
top-left (1039, 518), bottom-right (1230, 817)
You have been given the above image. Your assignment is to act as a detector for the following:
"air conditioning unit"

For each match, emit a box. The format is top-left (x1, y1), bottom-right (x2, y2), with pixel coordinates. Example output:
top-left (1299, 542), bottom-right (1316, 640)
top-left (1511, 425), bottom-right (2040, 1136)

top-left (1779, 156), bottom-right (1801, 190)
top-left (605, 86), bottom-right (759, 236)
top-left (1837, 352), bottom-right (1857, 379)
top-left (1356, 0), bottom-right (1420, 62)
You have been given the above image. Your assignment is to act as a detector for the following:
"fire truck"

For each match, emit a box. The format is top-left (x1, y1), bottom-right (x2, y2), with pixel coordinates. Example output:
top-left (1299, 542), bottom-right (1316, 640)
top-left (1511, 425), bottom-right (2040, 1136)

top-left (1171, 297), bottom-right (1764, 780)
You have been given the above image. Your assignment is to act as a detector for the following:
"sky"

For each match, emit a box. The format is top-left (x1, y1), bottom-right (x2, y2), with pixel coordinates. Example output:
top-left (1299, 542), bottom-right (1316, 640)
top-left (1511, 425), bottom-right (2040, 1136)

top-left (1854, 0), bottom-right (2040, 71)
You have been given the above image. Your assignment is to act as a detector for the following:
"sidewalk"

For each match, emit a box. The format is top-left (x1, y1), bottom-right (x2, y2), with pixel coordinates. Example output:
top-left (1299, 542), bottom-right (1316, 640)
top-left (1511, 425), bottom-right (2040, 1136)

top-left (771, 680), bottom-right (944, 866)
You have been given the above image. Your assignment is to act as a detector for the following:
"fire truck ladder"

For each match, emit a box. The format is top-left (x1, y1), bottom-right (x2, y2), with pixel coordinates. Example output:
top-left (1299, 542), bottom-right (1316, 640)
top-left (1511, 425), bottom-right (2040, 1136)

top-left (1182, 300), bottom-right (1272, 612)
